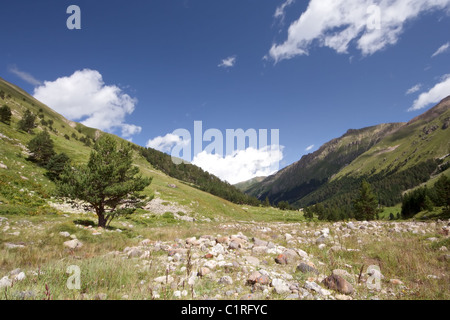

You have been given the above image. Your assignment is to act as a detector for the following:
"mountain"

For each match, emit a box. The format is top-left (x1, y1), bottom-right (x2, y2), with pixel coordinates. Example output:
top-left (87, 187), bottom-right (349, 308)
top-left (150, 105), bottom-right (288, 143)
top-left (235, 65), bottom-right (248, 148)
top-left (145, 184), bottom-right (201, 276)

top-left (246, 97), bottom-right (450, 211)
top-left (245, 122), bottom-right (404, 203)
top-left (234, 176), bottom-right (267, 192)
top-left (0, 77), bottom-right (257, 220)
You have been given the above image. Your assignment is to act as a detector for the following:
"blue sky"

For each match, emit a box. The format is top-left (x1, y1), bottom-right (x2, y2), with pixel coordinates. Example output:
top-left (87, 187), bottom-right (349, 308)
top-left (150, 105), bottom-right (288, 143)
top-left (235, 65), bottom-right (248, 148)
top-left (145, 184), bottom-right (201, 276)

top-left (1, 0), bottom-right (450, 183)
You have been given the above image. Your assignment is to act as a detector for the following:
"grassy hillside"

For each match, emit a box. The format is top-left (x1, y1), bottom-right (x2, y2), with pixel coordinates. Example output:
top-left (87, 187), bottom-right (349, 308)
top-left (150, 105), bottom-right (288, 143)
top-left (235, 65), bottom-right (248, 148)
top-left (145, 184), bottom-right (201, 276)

top-left (0, 77), bottom-right (296, 223)
top-left (334, 97), bottom-right (450, 179)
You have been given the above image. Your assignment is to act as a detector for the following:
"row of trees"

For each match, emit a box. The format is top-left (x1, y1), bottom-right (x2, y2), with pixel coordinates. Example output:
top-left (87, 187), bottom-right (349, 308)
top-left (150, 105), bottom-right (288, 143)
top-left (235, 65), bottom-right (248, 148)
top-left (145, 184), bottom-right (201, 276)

top-left (401, 175), bottom-right (450, 218)
top-left (303, 180), bottom-right (380, 221)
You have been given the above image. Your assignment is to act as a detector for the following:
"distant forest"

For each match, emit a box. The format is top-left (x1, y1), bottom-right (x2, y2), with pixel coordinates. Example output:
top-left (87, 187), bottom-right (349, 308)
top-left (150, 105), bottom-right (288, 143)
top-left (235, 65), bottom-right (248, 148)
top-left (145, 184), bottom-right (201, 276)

top-left (140, 147), bottom-right (261, 206)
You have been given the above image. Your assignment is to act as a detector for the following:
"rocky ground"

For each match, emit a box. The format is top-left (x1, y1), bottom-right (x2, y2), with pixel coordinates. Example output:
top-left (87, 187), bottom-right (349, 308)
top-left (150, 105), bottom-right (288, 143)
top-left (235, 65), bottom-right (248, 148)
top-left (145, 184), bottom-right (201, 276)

top-left (0, 215), bottom-right (449, 300)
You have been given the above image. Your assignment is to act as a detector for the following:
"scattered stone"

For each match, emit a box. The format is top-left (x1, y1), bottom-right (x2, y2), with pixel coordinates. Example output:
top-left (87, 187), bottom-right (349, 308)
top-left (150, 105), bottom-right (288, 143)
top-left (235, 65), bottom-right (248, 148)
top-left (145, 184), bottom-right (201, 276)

top-left (0, 276), bottom-right (12, 289)
top-left (271, 279), bottom-right (290, 295)
top-left (252, 246), bottom-right (268, 255)
top-left (14, 272), bottom-right (26, 281)
top-left (335, 294), bottom-right (353, 300)
top-left (5, 243), bottom-right (25, 249)
top-left (198, 267), bottom-right (211, 277)
top-left (315, 235), bottom-right (327, 245)
top-left (59, 232), bottom-right (71, 238)
top-left (389, 279), bottom-right (403, 285)
top-left (244, 256), bottom-right (260, 266)
top-left (126, 247), bottom-right (143, 258)
top-left (229, 241), bottom-right (240, 250)
top-left (297, 262), bottom-right (319, 274)
top-left (154, 275), bottom-right (174, 284)
top-left (247, 271), bottom-right (270, 285)
top-left (218, 276), bottom-right (233, 285)
top-left (253, 237), bottom-right (268, 247)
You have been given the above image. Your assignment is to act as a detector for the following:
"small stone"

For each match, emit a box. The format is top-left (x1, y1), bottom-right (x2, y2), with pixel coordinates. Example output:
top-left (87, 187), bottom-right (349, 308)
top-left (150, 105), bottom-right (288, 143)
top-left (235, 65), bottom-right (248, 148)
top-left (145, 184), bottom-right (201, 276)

top-left (5, 243), bottom-right (25, 249)
top-left (10, 268), bottom-right (22, 276)
top-left (271, 279), bottom-right (290, 295)
top-left (252, 246), bottom-right (268, 255)
top-left (253, 237), bottom-right (268, 247)
top-left (14, 272), bottom-right (26, 281)
top-left (63, 239), bottom-right (83, 249)
top-left (315, 235), bottom-right (327, 245)
top-left (247, 271), bottom-right (270, 285)
top-left (154, 275), bottom-right (174, 284)
top-left (244, 256), bottom-right (260, 266)
top-left (297, 262), bottom-right (319, 274)
top-left (198, 267), bottom-right (211, 277)
top-left (59, 232), bottom-right (71, 238)
top-left (218, 276), bottom-right (233, 285)
top-left (389, 279), bottom-right (403, 285)
top-left (229, 241), bottom-right (240, 250)
top-left (127, 248), bottom-right (142, 258)
top-left (0, 276), bottom-right (12, 288)
top-left (335, 294), bottom-right (353, 300)
top-left (275, 254), bottom-right (288, 265)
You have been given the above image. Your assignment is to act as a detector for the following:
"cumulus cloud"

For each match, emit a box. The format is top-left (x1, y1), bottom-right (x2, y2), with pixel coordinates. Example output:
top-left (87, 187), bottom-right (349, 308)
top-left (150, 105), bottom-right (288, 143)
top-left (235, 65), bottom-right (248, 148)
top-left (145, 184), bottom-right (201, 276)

top-left (146, 133), bottom-right (190, 153)
top-left (192, 145), bottom-right (284, 184)
top-left (409, 74), bottom-right (450, 111)
top-left (431, 42), bottom-right (450, 57)
top-left (33, 69), bottom-right (141, 137)
top-left (405, 84), bottom-right (422, 95)
top-left (305, 144), bottom-right (315, 151)
top-left (269, 0), bottom-right (450, 62)
top-left (218, 56), bottom-right (237, 68)
top-left (8, 65), bottom-right (42, 86)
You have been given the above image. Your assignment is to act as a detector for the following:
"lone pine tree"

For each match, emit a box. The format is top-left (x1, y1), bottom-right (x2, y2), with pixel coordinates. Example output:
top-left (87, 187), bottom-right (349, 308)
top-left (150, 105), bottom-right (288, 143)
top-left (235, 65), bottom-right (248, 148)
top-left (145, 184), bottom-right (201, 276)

top-left (57, 135), bottom-right (152, 228)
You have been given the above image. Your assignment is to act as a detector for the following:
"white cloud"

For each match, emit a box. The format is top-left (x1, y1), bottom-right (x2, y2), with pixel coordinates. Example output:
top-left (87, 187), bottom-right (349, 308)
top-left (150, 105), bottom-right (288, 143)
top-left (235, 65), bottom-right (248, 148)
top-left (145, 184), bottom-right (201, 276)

top-left (269, 0), bottom-right (450, 62)
top-left (409, 74), bottom-right (450, 111)
top-left (8, 65), bottom-right (42, 86)
top-left (218, 56), bottom-right (237, 68)
top-left (405, 84), bottom-right (422, 95)
top-left (146, 133), bottom-right (190, 153)
top-left (305, 144), bottom-right (315, 151)
top-left (431, 42), bottom-right (450, 57)
top-left (33, 69), bottom-right (141, 137)
top-left (192, 146), bottom-right (284, 184)
top-left (274, 0), bottom-right (295, 22)
top-left (121, 124), bottom-right (142, 138)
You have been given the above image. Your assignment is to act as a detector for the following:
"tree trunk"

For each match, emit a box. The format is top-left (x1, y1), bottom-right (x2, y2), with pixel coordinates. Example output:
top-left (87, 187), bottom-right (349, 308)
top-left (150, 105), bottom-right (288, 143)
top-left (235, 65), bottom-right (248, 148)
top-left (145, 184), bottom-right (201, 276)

top-left (97, 210), bottom-right (107, 229)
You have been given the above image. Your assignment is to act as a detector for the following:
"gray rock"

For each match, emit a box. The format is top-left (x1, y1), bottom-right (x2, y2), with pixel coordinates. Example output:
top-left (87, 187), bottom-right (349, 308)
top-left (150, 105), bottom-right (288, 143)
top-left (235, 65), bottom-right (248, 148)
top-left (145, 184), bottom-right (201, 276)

top-left (315, 235), bottom-right (327, 244)
top-left (59, 231), bottom-right (71, 238)
top-left (297, 262), bottom-right (319, 274)
top-left (0, 276), bottom-right (12, 289)
top-left (218, 276), bottom-right (233, 285)
top-left (252, 246), bottom-right (268, 255)
top-left (252, 237), bottom-right (268, 247)
top-left (271, 279), bottom-right (290, 294)
top-left (244, 256), bottom-right (260, 266)
top-left (63, 239), bottom-right (83, 249)
top-left (5, 243), bottom-right (25, 249)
